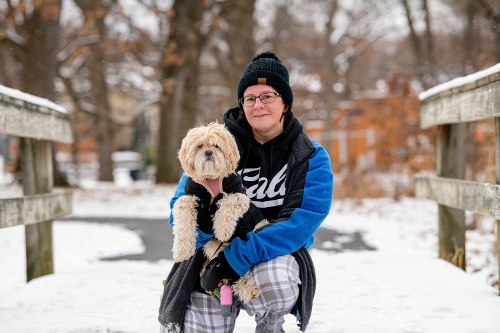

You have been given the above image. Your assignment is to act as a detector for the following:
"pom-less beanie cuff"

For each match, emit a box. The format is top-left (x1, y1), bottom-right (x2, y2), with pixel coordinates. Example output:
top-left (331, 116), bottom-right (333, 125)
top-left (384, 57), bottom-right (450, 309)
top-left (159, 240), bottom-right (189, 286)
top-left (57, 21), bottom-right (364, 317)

top-left (237, 52), bottom-right (293, 108)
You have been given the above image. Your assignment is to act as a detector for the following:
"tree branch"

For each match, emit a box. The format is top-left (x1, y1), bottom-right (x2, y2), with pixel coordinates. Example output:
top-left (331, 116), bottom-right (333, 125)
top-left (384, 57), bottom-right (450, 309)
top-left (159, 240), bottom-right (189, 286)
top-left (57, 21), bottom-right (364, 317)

top-left (56, 35), bottom-right (101, 63)
top-left (474, 0), bottom-right (500, 37)
top-left (401, 0), bottom-right (423, 64)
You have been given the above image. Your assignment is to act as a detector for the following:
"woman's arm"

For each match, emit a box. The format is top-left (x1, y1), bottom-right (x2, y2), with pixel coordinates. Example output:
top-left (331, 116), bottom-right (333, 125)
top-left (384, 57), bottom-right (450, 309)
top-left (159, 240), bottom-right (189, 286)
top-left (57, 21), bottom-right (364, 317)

top-left (224, 141), bottom-right (334, 276)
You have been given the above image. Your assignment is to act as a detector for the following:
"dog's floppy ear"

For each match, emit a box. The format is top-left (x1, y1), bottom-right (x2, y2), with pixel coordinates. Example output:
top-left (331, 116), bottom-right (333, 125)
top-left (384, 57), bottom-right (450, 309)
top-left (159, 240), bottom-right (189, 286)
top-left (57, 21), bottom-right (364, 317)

top-left (212, 123), bottom-right (240, 173)
top-left (178, 127), bottom-right (199, 178)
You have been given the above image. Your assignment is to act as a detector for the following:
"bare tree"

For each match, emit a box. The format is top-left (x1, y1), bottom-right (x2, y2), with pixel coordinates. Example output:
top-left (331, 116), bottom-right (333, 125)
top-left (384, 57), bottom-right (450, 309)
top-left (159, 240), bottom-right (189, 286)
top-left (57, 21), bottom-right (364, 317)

top-left (400, 0), bottom-right (435, 88)
top-left (155, 0), bottom-right (211, 183)
top-left (401, 0), bottom-right (423, 65)
top-left (474, 0), bottom-right (500, 62)
top-left (463, 0), bottom-right (479, 74)
top-left (57, 0), bottom-right (159, 183)
top-left (321, 0), bottom-right (340, 154)
top-left (67, 1), bottom-right (114, 181)
top-left (0, 0), bottom-right (62, 97)
top-left (439, 0), bottom-right (499, 73)
top-left (218, 1), bottom-right (257, 102)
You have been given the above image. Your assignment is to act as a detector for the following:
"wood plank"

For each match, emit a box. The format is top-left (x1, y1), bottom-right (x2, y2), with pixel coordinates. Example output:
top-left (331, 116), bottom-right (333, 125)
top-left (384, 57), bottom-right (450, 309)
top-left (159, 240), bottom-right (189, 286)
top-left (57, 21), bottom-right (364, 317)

top-left (419, 69), bottom-right (500, 128)
top-left (0, 191), bottom-right (73, 228)
top-left (415, 176), bottom-right (500, 219)
top-left (0, 92), bottom-right (73, 143)
top-left (21, 138), bottom-right (55, 281)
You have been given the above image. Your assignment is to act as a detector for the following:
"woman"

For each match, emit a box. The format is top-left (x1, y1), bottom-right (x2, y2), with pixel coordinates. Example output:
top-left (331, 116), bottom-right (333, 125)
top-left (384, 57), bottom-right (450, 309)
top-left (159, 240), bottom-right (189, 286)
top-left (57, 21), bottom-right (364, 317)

top-left (159, 51), bottom-right (333, 333)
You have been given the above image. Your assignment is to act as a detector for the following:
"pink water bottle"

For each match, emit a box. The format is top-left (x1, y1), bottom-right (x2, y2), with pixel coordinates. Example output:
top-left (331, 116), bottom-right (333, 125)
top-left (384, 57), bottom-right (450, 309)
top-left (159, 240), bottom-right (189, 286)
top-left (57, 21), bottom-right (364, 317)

top-left (220, 284), bottom-right (233, 316)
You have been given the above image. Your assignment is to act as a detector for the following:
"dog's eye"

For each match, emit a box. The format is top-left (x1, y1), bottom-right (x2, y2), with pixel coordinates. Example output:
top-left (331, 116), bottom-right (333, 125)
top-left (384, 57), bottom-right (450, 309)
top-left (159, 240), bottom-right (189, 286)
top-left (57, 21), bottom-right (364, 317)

top-left (215, 144), bottom-right (219, 149)
top-left (198, 144), bottom-right (203, 149)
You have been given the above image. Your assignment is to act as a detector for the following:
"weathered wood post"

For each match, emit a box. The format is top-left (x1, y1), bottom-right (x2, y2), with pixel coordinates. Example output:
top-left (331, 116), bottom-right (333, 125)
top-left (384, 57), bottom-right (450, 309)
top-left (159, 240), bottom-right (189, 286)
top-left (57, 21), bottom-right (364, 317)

top-left (0, 85), bottom-right (73, 282)
top-left (20, 138), bottom-right (55, 281)
top-left (436, 123), bottom-right (466, 269)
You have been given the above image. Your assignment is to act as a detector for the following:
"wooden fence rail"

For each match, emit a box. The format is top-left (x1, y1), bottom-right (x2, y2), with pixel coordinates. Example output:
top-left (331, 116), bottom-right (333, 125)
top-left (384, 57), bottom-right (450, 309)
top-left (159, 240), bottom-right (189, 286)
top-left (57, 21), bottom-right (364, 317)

top-left (0, 85), bottom-right (73, 282)
top-left (415, 64), bottom-right (500, 295)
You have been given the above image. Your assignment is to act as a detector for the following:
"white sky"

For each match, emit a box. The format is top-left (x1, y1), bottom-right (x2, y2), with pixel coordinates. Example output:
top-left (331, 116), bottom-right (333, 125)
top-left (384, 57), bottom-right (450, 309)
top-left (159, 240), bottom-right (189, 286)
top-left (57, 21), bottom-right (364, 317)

top-left (0, 181), bottom-right (499, 332)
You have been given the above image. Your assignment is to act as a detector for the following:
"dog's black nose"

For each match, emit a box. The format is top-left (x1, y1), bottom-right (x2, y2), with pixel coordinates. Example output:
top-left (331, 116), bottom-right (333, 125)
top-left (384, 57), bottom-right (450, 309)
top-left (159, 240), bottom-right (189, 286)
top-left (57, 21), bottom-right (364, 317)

top-left (205, 150), bottom-right (213, 158)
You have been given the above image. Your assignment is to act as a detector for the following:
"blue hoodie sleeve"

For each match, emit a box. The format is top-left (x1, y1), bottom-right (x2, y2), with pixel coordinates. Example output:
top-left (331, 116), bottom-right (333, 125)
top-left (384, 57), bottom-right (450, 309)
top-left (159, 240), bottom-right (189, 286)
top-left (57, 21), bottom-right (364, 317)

top-left (224, 141), bottom-right (334, 276)
top-left (169, 173), bottom-right (214, 248)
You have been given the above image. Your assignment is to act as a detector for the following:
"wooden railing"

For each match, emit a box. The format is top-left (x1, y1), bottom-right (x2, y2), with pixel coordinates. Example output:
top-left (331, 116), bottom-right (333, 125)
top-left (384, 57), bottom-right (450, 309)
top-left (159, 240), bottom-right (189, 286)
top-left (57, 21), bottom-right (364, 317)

top-left (0, 85), bottom-right (73, 282)
top-left (414, 64), bottom-right (500, 295)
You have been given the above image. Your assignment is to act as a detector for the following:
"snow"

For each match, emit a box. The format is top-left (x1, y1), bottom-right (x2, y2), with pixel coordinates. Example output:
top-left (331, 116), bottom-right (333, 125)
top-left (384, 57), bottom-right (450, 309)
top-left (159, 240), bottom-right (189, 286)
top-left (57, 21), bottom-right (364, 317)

top-left (419, 63), bottom-right (500, 101)
top-left (0, 84), bottom-right (67, 114)
top-left (0, 183), bottom-right (499, 333)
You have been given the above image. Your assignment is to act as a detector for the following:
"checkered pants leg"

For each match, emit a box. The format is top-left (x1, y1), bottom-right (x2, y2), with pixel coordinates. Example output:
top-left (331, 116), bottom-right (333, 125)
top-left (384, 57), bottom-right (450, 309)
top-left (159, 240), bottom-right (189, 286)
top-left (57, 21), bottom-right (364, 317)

top-left (178, 254), bottom-right (300, 333)
top-left (242, 254), bottom-right (301, 333)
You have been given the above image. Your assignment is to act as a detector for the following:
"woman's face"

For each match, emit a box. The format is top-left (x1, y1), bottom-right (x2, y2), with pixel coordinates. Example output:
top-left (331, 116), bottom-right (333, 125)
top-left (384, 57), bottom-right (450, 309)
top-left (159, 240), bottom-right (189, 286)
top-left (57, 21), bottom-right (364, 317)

top-left (242, 84), bottom-right (287, 144)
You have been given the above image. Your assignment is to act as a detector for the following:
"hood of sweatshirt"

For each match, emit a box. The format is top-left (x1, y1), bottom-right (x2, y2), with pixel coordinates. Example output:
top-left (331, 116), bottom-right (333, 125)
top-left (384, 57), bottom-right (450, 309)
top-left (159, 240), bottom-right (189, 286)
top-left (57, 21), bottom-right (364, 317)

top-left (223, 107), bottom-right (303, 220)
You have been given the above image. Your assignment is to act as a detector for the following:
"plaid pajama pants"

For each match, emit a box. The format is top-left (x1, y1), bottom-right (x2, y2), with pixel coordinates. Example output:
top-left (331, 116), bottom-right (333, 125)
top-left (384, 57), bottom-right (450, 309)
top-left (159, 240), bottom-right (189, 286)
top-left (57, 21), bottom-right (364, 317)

top-left (161, 254), bottom-right (300, 333)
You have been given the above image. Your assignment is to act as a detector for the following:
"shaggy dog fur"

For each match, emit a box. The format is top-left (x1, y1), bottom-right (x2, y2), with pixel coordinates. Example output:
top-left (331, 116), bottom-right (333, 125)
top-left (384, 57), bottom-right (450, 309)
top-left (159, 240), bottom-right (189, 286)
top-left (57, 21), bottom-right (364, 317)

top-left (172, 122), bottom-right (267, 303)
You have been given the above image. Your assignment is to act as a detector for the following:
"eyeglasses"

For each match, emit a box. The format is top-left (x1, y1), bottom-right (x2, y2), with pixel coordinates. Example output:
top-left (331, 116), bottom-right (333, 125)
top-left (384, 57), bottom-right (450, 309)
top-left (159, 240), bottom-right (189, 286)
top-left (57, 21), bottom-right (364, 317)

top-left (239, 92), bottom-right (282, 107)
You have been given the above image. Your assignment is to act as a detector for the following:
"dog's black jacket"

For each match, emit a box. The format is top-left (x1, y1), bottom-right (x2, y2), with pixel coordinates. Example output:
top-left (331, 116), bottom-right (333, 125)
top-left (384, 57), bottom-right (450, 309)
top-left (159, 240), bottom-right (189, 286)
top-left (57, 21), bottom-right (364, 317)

top-left (184, 173), bottom-right (265, 240)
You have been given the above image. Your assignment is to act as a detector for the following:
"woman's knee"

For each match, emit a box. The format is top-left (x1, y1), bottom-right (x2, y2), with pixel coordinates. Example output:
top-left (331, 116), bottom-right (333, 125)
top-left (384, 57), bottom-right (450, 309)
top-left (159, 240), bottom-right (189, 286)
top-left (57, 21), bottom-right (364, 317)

top-left (247, 255), bottom-right (300, 311)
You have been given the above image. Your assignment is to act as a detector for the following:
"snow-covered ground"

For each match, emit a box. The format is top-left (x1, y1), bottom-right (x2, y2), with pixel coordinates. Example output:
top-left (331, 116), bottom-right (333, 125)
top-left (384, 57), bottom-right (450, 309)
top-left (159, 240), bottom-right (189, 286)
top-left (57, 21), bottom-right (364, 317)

top-left (0, 181), bottom-right (499, 333)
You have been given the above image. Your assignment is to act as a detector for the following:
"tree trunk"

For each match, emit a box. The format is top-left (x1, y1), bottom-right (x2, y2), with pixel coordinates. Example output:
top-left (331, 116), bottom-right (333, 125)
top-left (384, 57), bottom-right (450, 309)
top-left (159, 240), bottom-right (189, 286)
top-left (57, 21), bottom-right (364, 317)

top-left (421, 0), bottom-right (434, 66)
top-left (74, 0), bottom-right (114, 182)
top-left (463, 0), bottom-right (477, 74)
top-left (401, 0), bottom-right (423, 66)
top-left (156, 0), bottom-right (209, 183)
top-left (475, 0), bottom-right (500, 63)
top-left (401, 0), bottom-right (436, 89)
top-left (220, 0), bottom-right (257, 103)
top-left (21, 0), bottom-right (61, 99)
top-left (322, 0), bottom-right (339, 160)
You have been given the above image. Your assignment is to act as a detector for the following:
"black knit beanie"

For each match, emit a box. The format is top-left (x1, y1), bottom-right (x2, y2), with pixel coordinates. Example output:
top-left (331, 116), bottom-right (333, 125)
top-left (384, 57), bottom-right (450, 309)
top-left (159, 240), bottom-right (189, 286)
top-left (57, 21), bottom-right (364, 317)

top-left (237, 51), bottom-right (293, 108)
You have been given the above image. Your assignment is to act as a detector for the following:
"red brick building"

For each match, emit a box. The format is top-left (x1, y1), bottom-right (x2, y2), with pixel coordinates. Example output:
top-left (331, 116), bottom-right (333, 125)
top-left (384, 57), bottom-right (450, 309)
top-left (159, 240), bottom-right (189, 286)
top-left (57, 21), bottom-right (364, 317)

top-left (305, 75), bottom-right (436, 173)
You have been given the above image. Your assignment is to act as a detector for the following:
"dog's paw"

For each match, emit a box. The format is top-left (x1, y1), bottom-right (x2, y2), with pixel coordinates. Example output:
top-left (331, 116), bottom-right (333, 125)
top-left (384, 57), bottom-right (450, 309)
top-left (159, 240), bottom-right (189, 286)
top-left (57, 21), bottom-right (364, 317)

top-left (213, 193), bottom-right (249, 241)
top-left (202, 238), bottom-right (227, 259)
top-left (232, 273), bottom-right (261, 304)
top-left (253, 219), bottom-right (269, 232)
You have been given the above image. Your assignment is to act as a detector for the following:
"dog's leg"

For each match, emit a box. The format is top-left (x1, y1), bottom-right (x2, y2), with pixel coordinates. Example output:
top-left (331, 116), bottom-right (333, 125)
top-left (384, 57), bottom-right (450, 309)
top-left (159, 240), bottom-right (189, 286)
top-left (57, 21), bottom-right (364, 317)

top-left (172, 195), bottom-right (199, 262)
top-left (202, 238), bottom-right (228, 259)
top-left (213, 193), bottom-right (250, 242)
top-left (253, 219), bottom-right (269, 231)
top-left (232, 273), bottom-right (261, 304)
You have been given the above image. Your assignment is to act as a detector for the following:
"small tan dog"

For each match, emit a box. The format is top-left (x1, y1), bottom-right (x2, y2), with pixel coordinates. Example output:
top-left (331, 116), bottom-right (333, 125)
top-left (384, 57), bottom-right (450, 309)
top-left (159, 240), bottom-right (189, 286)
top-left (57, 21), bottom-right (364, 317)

top-left (172, 122), bottom-right (267, 303)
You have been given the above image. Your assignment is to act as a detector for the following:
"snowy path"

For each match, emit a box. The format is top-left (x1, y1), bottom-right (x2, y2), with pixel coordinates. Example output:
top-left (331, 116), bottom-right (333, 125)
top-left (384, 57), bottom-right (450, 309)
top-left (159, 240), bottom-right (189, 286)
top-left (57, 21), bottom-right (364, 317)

top-left (0, 184), bottom-right (499, 332)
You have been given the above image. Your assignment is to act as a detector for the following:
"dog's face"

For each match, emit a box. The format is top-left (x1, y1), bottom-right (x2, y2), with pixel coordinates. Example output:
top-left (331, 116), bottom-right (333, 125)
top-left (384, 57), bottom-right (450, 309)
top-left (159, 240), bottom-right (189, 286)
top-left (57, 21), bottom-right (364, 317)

top-left (178, 123), bottom-right (240, 180)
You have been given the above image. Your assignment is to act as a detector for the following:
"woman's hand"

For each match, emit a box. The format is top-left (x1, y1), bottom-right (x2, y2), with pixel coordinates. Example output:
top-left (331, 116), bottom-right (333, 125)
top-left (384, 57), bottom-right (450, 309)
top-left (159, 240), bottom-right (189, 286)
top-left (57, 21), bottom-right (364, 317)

top-left (200, 251), bottom-right (241, 292)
